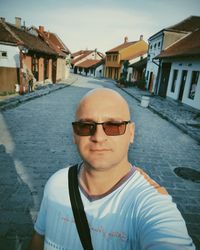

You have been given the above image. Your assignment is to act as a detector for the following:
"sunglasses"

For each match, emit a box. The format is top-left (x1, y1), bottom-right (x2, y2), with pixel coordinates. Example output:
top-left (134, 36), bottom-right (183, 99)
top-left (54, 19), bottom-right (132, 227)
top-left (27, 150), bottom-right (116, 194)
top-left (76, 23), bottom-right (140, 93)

top-left (72, 120), bottom-right (131, 136)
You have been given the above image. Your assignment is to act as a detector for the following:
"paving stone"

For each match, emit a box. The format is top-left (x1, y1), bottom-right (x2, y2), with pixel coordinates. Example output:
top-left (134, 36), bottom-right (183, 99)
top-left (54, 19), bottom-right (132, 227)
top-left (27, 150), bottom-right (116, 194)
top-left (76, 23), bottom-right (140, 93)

top-left (0, 75), bottom-right (200, 249)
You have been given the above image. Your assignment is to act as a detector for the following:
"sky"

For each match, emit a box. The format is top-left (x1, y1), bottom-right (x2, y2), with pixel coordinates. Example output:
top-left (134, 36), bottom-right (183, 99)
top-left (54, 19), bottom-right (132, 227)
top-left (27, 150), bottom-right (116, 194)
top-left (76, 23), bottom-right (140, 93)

top-left (0, 0), bottom-right (200, 54)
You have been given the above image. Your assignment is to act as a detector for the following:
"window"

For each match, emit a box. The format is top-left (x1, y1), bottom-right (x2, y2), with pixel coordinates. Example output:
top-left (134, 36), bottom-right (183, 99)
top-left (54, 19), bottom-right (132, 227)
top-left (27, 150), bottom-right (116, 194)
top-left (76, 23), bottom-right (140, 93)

top-left (107, 55), bottom-right (111, 62)
top-left (113, 55), bottom-right (117, 61)
top-left (188, 71), bottom-right (199, 100)
top-left (158, 42), bottom-right (161, 48)
top-left (0, 51), bottom-right (7, 58)
top-left (146, 71), bottom-right (149, 81)
top-left (171, 70), bottom-right (178, 92)
top-left (154, 43), bottom-right (157, 49)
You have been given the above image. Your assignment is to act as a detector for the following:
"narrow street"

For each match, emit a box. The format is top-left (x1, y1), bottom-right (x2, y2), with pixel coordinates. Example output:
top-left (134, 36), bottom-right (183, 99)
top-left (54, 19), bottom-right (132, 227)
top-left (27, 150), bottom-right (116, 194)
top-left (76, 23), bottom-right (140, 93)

top-left (0, 75), bottom-right (200, 250)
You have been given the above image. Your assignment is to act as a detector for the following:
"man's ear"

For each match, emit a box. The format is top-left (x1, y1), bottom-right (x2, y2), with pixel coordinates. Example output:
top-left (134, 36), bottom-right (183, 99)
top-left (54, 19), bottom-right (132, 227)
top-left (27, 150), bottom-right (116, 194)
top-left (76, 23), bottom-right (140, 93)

top-left (129, 122), bottom-right (135, 144)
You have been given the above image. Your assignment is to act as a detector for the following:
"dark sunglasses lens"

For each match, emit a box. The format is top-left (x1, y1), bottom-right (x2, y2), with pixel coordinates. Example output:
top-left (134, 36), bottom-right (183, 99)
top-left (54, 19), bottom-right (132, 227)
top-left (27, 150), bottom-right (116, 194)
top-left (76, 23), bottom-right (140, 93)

top-left (73, 122), bottom-right (95, 136)
top-left (103, 122), bottom-right (126, 136)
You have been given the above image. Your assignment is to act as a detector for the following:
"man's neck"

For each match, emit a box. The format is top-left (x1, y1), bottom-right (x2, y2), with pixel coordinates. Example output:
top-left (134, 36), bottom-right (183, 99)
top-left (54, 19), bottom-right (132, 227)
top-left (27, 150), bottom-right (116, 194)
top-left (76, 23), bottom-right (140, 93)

top-left (79, 162), bottom-right (132, 196)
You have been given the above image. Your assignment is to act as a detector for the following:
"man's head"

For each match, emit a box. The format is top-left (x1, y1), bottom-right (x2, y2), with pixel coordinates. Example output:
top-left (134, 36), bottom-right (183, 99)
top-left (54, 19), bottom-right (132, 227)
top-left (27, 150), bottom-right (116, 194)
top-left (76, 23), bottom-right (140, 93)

top-left (72, 88), bottom-right (134, 171)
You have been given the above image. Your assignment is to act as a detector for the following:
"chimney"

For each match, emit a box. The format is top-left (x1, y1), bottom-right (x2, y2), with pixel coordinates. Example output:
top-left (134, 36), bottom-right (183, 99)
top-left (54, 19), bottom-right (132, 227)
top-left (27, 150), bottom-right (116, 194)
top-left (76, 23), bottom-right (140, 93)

top-left (94, 48), bottom-right (97, 60)
top-left (140, 34), bottom-right (143, 40)
top-left (15, 17), bottom-right (21, 28)
top-left (124, 36), bottom-right (128, 43)
top-left (0, 17), bottom-right (5, 22)
top-left (39, 26), bottom-right (45, 33)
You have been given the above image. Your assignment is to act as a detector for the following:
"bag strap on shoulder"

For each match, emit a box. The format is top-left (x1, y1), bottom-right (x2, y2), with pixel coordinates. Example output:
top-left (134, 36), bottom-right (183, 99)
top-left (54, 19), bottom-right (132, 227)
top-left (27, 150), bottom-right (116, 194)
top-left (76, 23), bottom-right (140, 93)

top-left (68, 165), bottom-right (93, 250)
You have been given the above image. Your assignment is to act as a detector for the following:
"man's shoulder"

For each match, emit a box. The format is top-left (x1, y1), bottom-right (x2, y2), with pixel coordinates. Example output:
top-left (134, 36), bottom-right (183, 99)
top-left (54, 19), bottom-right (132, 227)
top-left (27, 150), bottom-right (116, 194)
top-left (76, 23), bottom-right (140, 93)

top-left (44, 166), bottom-right (72, 193)
top-left (134, 167), bottom-right (168, 196)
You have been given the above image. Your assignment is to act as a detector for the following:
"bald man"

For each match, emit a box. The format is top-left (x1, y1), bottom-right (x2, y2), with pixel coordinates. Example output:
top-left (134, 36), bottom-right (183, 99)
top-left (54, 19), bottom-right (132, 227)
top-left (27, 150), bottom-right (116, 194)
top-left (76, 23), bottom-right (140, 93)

top-left (29, 88), bottom-right (195, 250)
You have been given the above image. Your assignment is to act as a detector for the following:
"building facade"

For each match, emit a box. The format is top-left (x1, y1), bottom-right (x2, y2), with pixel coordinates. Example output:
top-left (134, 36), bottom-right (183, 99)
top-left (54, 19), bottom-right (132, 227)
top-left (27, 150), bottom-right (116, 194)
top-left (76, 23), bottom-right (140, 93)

top-left (0, 17), bottom-right (70, 94)
top-left (71, 49), bottom-right (104, 76)
top-left (145, 16), bottom-right (200, 95)
top-left (105, 36), bottom-right (148, 81)
top-left (156, 28), bottom-right (200, 110)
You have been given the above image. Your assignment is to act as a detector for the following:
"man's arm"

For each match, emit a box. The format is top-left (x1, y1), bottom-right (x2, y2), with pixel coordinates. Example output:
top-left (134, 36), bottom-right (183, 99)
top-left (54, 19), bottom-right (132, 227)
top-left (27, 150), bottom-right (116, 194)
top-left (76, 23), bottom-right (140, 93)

top-left (28, 231), bottom-right (44, 250)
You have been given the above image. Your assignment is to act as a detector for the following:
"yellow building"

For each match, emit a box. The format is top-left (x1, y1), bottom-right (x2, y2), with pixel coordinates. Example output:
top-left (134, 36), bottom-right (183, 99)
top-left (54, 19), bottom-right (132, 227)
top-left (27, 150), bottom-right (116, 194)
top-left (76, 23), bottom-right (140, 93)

top-left (105, 36), bottom-right (148, 81)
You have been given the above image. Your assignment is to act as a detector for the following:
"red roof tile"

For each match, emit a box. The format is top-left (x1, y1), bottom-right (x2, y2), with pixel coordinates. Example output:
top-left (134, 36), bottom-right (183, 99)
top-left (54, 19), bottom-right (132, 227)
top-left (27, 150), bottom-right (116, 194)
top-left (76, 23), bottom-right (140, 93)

top-left (76, 59), bottom-right (101, 68)
top-left (43, 31), bottom-right (71, 54)
top-left (71, 50), bottom-right (92, 58)
top-left (0, 20), bottom-right (58, 56)
top-left (71, 50), bottom-right (95, 64)
top-left (157, 28), bottom-right (200, 58)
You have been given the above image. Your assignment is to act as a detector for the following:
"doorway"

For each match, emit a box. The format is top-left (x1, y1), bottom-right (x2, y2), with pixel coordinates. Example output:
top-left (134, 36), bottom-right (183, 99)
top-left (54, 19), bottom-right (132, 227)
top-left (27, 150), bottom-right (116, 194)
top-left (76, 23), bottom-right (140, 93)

top-left (178, 70), bottom-right (187, 101)
top-left (148, 72), bottom-right (154, 93)
top-left (158, 63), bottom-right (171, 97)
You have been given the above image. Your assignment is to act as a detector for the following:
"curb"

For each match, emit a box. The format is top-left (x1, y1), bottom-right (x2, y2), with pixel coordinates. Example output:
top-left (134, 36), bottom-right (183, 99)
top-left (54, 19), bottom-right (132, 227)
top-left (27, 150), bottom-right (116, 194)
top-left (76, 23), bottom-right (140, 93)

top-left (0, 76), bottom-right (78, 112)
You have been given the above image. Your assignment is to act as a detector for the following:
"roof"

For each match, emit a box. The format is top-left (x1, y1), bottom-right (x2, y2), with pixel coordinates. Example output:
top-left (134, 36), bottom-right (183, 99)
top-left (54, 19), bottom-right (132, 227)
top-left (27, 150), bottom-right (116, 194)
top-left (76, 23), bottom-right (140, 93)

top-left (27, 26), bottom-right (68, 57)
top-left (167, 15), bottom-right (200, 32)
top-left (45, 32), bottom-right (71, 54)
top-left (130, 57), bottom-right (147, 68)
top-left (37, 29), bottom-right (66, 57)
top-left (157, 28), bottom-right (200, 59)
top-left (76, 59), bottom-right (102, 69)
top-left (72, 50), bottom-right (93, 64)
top-left (149, 15), bottom-right (200, 40)
top-left (71, 50), bottom-right (104, 65)
top-left (0, 21), bottom-right (18, 44)
top-left (106, 41), bottom-right (137, 53)
top-left (71, 50), bottom-right (93, 58)
top-left (0, 20), bottom-right (57, 56)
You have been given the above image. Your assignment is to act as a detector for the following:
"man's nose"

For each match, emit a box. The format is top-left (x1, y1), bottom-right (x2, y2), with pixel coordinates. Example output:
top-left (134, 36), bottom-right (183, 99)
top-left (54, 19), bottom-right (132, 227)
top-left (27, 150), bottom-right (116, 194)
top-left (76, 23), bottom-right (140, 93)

top-left (90, 124), bottom-right (107, 142)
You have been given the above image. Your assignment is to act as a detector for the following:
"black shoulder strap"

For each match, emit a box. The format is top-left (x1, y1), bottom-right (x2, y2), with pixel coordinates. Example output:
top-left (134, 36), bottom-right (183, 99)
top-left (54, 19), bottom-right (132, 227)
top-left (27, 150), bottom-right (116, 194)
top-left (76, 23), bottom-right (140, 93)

top-left (68, 165), bottom-right (93, 250)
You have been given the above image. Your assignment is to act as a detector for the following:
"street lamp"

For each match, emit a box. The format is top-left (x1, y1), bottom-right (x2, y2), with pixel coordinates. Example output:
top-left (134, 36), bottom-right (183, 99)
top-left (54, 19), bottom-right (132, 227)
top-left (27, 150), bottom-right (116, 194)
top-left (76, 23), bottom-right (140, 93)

top-left (18, 45), bottom-right (28, 95)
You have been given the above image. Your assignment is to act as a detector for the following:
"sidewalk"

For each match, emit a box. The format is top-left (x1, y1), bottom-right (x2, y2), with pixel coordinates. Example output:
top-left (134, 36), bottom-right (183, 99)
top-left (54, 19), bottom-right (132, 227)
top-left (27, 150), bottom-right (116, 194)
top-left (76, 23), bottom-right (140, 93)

top-left (118, 85), bottom-right (200, 143)
top-left (0, 74), bottom-right (78, 111)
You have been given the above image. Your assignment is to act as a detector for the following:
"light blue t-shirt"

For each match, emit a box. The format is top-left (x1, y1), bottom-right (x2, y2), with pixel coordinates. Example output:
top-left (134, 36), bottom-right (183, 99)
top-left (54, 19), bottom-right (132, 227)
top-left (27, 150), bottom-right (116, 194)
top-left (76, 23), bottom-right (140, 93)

top-left (34, 166), bottom-right (195, 250)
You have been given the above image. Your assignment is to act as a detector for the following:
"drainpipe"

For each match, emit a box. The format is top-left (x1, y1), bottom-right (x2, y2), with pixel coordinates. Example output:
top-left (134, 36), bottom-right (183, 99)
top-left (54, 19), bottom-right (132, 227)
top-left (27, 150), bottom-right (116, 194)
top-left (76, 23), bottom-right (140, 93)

top-left (19, 48), bottom-right (24, 95)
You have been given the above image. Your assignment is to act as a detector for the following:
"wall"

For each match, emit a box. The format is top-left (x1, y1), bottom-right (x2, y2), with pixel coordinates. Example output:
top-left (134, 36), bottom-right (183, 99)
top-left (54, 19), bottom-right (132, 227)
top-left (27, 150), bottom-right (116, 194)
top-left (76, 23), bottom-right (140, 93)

top-left (38, 57), bottom-right (44, 82)
top-left (120, 40), bottom-right (148, 61)
top-left (0, 44), bottom-right (20, 93)
top-left (0, 44), bottom-right (20, 67)
top-left (163, 31), bottom-right (187, 49)
top-left (105, 40), bottom-right (148, 81)
top-left (145, 34), bottom-right (162, 93)
top-left (56, 58), bottom-right (66, 82)
top-left (23, 55), bottom-right (32, 72)
top-left (0, 67), bottom-right (19, 93)
top-left (166, 58), bottom-right (200, 110)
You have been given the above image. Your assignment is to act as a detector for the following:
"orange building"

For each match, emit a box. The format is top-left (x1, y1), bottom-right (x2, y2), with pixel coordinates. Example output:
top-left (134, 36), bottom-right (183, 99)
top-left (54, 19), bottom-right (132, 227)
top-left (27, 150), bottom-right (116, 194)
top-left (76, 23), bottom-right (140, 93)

top-left (105, 36), bottom-right (148, 81)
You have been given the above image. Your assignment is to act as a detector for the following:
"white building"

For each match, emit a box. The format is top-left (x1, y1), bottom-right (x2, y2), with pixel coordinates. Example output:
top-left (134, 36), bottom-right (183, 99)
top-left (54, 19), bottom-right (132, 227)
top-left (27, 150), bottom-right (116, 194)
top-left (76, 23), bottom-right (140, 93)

top-left (0, 42), bottom-right (20, 93)
top-left (156, 28), bottom-right (200, 110)
top-left (145, 16), bottom-right (200, 96)
top-left (71, 49), bottom-right (104, 74)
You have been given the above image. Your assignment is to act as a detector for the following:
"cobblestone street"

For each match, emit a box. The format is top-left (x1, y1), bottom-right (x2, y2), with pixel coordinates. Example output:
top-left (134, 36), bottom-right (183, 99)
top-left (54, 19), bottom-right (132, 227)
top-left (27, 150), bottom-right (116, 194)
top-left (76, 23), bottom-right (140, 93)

top-left (0, 75), bottom-right (200, 249)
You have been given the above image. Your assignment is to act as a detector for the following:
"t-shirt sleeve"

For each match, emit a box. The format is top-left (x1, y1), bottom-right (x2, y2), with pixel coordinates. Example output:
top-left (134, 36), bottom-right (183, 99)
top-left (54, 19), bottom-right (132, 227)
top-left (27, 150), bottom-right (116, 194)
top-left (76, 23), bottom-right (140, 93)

top-left (137, 192), bottom-right (195, 250)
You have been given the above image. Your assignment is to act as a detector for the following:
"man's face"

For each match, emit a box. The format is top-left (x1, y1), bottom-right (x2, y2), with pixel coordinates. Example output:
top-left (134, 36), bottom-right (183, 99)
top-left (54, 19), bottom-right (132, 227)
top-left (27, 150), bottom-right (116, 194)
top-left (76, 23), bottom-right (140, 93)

top-left (73, 89), bottom-right (134, 171)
